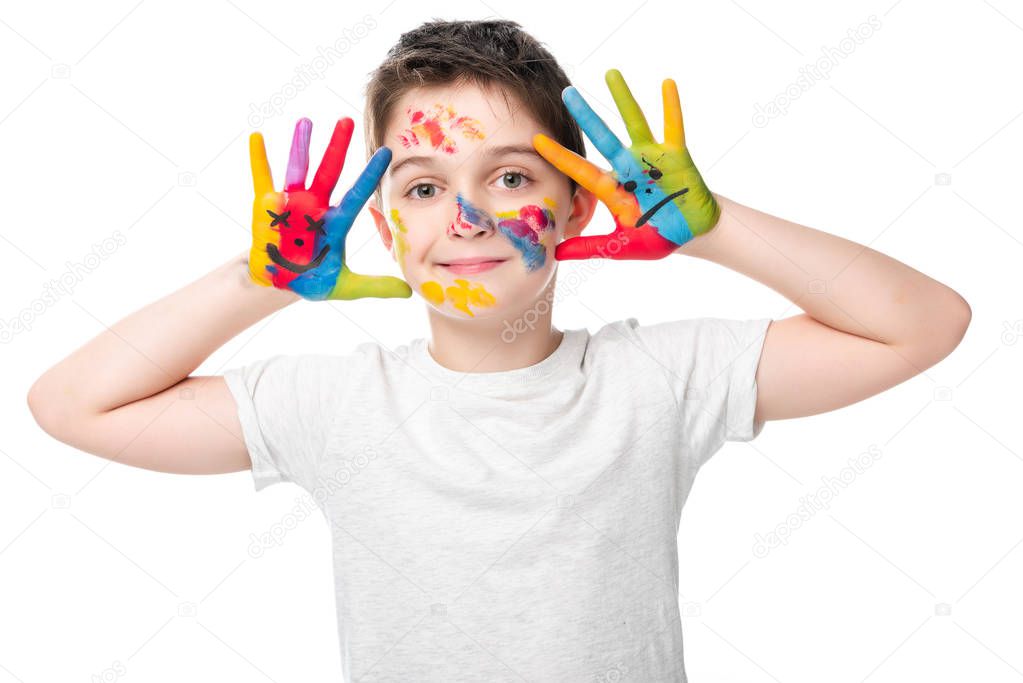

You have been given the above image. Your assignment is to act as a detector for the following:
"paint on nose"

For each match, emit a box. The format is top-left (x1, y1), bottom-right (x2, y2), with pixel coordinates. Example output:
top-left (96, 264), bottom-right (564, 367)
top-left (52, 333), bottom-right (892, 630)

top-left (452, 193), bottom-right (496, 234)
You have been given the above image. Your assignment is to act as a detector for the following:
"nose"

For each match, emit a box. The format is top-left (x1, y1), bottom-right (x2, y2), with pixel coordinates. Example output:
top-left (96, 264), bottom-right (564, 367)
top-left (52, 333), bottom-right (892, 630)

top-left (449, 192), bottom-right (496, 238)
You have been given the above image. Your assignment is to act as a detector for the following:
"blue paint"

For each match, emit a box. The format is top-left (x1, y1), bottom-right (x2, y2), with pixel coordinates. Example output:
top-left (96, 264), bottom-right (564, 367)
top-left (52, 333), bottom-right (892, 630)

top-left (498, 225), bottom-right (546, 271)
top-left (562, 86), bottom-right (694, 245)
top-left (455, 192), bottom-right (497, 231)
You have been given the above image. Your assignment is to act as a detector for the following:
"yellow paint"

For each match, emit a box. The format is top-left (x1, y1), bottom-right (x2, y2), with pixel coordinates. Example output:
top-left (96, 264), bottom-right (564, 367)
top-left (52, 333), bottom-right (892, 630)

top-left (420, 278), bottom-right (496, 317)
top-left (399, 104), bottom-right (486, 153)
top-left (389, 209), bottom-right (410, 263)
top-left (248, 131), bottom-right (286, 287)
top-left (495, 198), bottom-right (557, 221)
top-left (421, 280), bottom-right (444, 305)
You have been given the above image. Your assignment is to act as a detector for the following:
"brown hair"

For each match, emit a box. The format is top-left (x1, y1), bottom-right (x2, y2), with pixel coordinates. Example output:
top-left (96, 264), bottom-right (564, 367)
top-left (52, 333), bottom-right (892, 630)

top-left (363, 19), bottom-right (585, 203)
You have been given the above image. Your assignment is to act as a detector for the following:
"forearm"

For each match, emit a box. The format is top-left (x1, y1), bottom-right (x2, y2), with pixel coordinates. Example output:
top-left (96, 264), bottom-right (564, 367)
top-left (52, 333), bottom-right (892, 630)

top-left (30, 251), bottom-right (298, 416)
top-left (678, 193), bottom-right (969, 347)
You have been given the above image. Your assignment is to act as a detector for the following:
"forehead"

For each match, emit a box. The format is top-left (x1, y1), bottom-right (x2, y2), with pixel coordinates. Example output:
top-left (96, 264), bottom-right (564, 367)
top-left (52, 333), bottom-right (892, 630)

top-left (385, 83), bottom-right (540, 154)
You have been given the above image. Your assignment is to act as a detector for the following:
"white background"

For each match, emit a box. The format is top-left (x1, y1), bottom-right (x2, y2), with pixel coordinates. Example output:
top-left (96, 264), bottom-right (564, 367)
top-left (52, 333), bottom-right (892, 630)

top-left (3, 0), bottom-right (1021, 681)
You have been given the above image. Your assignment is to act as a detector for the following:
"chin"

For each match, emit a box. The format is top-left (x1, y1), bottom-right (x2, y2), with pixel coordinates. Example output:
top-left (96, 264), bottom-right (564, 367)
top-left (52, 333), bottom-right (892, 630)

top-left (409, 269), bottom-right (554, 321)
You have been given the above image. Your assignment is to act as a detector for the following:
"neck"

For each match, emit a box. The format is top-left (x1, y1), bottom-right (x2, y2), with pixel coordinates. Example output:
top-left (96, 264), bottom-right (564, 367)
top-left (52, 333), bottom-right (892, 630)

top-left (424, 277), bottom-right (563, 373)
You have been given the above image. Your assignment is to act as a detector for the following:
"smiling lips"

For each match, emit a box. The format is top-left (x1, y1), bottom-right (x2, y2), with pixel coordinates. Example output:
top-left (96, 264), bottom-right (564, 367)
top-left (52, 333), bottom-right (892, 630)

top-left (266, 242), bottom-right (330, 274)
top-left (437, 256), bottom-right (508, 275)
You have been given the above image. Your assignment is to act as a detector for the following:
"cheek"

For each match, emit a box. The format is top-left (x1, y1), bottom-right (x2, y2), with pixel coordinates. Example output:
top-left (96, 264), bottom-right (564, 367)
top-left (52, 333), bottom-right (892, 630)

top-left (387, 206), bottom-right (441, 267)
top-left (495, 198), bottom-right (559, 272)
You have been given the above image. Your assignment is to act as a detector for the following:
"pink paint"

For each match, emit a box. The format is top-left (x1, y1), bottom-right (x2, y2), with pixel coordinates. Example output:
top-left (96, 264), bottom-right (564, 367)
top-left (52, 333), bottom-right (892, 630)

top-left (398, 105), bottom-right (485, 154)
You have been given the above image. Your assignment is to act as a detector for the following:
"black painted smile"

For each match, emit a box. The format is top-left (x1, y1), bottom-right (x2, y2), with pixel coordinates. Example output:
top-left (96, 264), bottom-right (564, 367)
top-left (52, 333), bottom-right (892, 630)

top-left (635, 187), bottom-right (689, 228)
top-left (266, 242), bottom-right (330, 274)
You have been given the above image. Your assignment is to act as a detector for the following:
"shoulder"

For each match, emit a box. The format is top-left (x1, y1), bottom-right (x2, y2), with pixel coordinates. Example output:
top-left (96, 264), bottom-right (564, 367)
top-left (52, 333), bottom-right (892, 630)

top-left (590, 315), bottom-right (769, 352)
top-left (224, 339), bottom-right (404, 390)
top-left (586, 316), bottom-right (772, 379)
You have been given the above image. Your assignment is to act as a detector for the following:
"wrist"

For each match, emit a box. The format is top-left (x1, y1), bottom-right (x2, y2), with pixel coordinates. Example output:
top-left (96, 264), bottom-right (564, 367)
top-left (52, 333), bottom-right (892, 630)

top-left (226, 250), bottom-right (301, 308)
top-left (673, 200), bottom-right (722, 260)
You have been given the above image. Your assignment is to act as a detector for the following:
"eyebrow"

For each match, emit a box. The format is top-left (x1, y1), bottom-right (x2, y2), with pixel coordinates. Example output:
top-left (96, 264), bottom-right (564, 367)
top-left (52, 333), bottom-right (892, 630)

top-left (388, 144), bottom-right (543, 176)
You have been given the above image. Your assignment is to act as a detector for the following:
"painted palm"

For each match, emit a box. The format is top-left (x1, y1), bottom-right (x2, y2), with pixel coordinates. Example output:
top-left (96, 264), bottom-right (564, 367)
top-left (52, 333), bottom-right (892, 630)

top-left (248, 117), bottom-right (412, 300)
top-left (533, 69), bottom-right (720, 260)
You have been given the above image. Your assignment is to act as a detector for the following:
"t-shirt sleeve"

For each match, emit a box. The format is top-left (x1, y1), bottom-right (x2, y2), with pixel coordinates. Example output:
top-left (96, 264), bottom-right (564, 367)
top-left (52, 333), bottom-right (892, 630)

top-left (222, 353), bottom-right (342, 493)
top-left (625, 316), bottom-right (773, 468)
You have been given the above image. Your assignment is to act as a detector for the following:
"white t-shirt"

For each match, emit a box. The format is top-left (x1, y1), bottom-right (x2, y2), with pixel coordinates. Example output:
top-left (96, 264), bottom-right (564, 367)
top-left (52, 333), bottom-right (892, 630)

top-left (224, 316), bottom-right (772, 682)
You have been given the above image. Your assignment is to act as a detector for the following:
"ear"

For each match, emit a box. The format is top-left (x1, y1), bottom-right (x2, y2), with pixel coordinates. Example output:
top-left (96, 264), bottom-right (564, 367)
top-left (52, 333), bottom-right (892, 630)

top-left (367, 197), bottom-right (396, 260)
top-left (562, 186), bottom-right (598, 240)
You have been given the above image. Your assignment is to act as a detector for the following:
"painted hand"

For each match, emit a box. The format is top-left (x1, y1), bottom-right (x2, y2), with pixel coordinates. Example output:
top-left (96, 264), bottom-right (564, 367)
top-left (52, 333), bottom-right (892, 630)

top-left (533, 69), bottom-right (720, 261)
top-left (248, 117), bottom-right (412, 300)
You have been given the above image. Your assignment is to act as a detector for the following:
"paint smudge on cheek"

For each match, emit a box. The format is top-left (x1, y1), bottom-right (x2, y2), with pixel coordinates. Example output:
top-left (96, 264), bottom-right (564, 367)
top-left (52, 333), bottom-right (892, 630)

top-left (398, 104), bottom-right (485, 154)
top-left (421, 278), bottom-right (496, 317)
top-left (496, 197), bottom-right (558, 272)
top-left (388, 209), bottom-right (411, 264)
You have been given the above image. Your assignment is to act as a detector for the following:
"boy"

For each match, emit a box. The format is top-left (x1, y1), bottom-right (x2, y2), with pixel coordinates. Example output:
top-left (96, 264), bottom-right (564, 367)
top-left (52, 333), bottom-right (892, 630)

top-left (28, 19), bottom-right (970, 682)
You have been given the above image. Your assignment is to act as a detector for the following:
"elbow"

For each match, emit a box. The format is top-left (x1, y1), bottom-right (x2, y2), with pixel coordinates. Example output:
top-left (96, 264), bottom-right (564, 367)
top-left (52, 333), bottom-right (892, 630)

top-left (944, 292), bottom-right (972, 353)
top-left (27, 378), bottom-right (57, 436)
top-left (908, 291), bottom-right (972, 368)
top-left (27, 374), bottom-right (74, 439)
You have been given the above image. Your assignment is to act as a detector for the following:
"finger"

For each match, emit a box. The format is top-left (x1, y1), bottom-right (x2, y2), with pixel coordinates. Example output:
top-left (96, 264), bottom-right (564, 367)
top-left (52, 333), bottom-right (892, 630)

top-left (249, 132), bottom-right (274, 196)
top-left (335, 147), bottom-right (392, 222)
top-left (562, 86), bottom-right (627, 168)
top-left (285, 117), bottom-right (313, 191)
top-left (533, 133), bottom-right (641, 225)
top-left (309, 118), bottom-right (355, 202)
top-left (533, 133), bottom-right (617, 204)
top-left (605, 69), bottom-right (655, 145)
top-left (555, 234), bottom-right (623, 261)
top-left (330, 267), bottom-right (412, 300)
top-left (662, 78), bottom-right (686, 149)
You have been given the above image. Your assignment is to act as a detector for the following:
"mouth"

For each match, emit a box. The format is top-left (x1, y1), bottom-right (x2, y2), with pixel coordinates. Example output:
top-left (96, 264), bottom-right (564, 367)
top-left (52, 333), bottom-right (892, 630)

top-left (266, 243), bottom-right (330, 274)
top-left (635, 187), bottom-right (689, 228)
top-left (436, 257), bottom-right (508, 275)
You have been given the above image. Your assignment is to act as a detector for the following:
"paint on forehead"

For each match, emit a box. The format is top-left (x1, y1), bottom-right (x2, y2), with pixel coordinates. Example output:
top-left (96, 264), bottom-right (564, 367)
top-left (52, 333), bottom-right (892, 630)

top-left (388, 209), bottom-right (410, 263)
top-left (495, 197), bottom-right (557, 272)
top-left (398, 104), bottom-right (485, 154)
top-left (420, 278), bottom-right (496, 317)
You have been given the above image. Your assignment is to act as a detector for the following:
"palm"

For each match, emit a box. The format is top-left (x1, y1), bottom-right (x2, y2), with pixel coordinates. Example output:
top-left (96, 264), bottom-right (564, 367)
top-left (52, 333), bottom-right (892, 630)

top-left (533, 69), bottom-right (719, 261)
top-left (248, 118), bottom-right (411, 301)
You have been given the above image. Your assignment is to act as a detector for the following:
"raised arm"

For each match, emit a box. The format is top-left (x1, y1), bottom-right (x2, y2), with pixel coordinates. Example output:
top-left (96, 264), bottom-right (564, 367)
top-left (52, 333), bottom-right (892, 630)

top-left (27, 252), bottom-right (298, 474)
top-left (28, 117), bottom-right (407, 475)
top-left (678, 194), bottom-right (971, 422)
top-left (533, 68), bottom-right (970, 425)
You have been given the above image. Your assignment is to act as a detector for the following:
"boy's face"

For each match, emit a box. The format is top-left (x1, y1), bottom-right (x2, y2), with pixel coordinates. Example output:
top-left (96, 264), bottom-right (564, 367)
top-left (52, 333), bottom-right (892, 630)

top-left (368, 83), bottom-right (595, 320)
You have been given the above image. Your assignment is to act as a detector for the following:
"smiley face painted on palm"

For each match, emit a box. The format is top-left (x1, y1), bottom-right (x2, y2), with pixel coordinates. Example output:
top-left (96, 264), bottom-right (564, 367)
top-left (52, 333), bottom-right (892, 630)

top-left (249, 117), bottom-right (410, 301)
top-left (533, 69), bottom-right (720, 261)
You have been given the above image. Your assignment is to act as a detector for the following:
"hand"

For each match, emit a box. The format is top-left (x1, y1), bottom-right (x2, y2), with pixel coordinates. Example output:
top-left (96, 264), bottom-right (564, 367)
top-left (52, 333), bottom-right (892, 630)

top-left (533, 69), bottom-right (720, 261)
top-left (248, 117), bottom-right (412, 300)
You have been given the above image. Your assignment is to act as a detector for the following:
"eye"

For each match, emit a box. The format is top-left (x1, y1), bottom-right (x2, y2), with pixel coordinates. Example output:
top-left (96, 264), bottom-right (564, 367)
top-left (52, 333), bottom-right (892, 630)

top-left (406, 183), bottom-right (439, 200)
top-left (495, 170), bottom-right (531, 190)
top-left (266, 209), bottom-right (291, 228)
top-left (304, 214), bottom-right (326, 235)
top-left (641, 155), bottom-right (664, 180)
